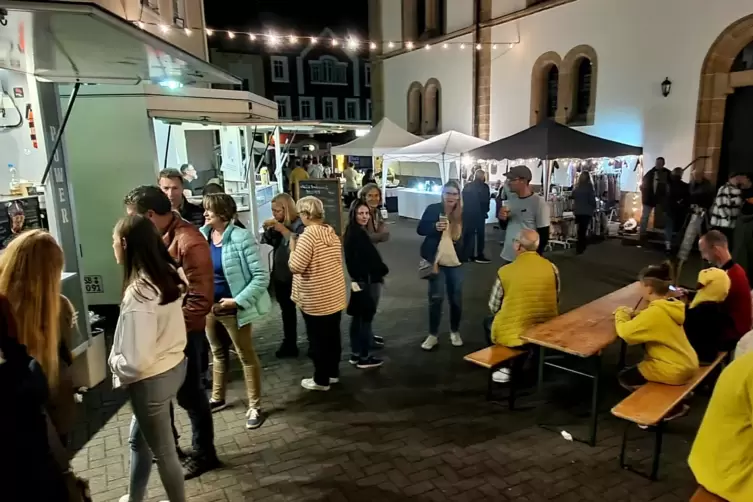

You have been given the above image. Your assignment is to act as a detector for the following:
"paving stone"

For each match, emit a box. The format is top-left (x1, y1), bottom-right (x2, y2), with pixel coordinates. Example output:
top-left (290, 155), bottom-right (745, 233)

top-left (70, 222), bottom-right (702, 501)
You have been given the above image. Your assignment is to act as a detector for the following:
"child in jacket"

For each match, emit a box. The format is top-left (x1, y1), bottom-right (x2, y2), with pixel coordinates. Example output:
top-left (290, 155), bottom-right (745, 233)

top-left (684, 268), bottom-right (732, 364)
top-left (614, 262), bottom-right (699, 391)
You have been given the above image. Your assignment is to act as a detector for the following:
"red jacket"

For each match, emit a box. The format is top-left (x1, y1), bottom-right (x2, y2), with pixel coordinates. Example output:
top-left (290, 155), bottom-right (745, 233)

top-left (723, 261), bottom-right (751, 342)
top-left (162, 212), bottom-right (213, 332)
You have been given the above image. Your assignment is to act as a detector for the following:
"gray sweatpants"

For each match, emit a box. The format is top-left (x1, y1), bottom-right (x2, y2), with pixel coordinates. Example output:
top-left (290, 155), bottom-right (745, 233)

top-left (126, 359), bottom-right (187, 502)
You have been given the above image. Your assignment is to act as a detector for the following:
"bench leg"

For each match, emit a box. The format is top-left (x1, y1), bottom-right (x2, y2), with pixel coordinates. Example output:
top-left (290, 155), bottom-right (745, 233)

top-left (588, 355), bottom-right (602, 447)
top-left (486, 369), bottom-right (494, 401)
top-left (650, 422), bottom-right (664, 481)
top-left (618, 339), bottom-right (628, 370)
top-left (537, 346), bottom-right (546, 396)
top-left (619, 421), bottom-right (630, 469)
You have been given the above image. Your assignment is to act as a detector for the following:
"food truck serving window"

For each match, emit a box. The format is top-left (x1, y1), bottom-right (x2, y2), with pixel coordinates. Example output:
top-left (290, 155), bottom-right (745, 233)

top-left (0, 1), bottom-right (240, 86)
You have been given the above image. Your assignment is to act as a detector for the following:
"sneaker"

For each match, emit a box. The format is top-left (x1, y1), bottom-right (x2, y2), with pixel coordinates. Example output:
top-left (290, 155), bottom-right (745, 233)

top-left (475, 255), bottom-right (491, 264)
top-left (121, 496), bottom-right (168, 502)
top-left (356, 356), bottom-right (384, 369)
top-left (329, 377), bottom-right (340, 384)
top-left (246, 408), bottom-right (264, 430)
top-left (348, 354), bottom-right (359, 365)
top-left (209, 399), bottom-right (227, 413)
top-left (183, 453), bottom-right (221, 480)
top-left (301, 378), bottom-right (330, 391)
top-left (492, 368), bottom-right (511, 383)
top-left (372, 335), bottom-right (385, 348)
top-left (275, 344), bottom-right (299, 359)
top-left (663, 404), bottom-right (690, 422)
top-left (421, 335), bottom-right (439, 351)
top-left (450, 332), bottom-right (464, 347)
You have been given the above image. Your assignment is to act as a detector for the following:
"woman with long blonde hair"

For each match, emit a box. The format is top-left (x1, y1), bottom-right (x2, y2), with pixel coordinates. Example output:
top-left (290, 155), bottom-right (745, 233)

top-left (417, 180), bottom-right (466, 351)
top-left (262, 192), bottom-right (305, 358)
top-left (0, 230), bottom-right (76, 441)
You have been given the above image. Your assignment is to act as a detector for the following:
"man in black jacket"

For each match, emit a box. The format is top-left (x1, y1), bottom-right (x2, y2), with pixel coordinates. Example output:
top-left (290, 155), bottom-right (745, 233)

top-left (158, 168), bottom-right (205, 228)
top-left (462, 168), bottom-right (491, 263)
top-left (640, 157), bottom-right (672, 250)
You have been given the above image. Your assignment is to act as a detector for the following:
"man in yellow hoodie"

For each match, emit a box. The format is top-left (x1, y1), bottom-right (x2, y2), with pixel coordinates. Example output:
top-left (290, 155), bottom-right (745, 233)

top-left (688, 350), bottom-right (753, 501)
top-left (614, 262), bottom-right (699, 391)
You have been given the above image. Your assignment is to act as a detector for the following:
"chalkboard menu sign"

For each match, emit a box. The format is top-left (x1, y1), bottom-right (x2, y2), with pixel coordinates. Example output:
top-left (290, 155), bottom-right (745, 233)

top-left (296, 179), bottom-right (344, 235)
top-left (0, 196), bottom-right (43, 250)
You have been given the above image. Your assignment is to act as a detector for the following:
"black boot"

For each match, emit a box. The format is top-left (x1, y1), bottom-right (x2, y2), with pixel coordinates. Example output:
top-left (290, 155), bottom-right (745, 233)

top-left (275, 343), bottom-right (299, 359)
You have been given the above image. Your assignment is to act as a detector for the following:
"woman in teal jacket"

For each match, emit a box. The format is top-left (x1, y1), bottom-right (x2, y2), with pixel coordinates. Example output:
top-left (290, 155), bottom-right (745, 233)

top-left (201, 194), bottom-right (271, 430)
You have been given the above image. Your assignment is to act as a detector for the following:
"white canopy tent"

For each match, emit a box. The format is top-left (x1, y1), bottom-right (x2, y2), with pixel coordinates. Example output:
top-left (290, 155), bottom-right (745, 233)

top-left (383, 130), bottom-right (489, 186)
top-left (331, 117), bottom-right (422, 157)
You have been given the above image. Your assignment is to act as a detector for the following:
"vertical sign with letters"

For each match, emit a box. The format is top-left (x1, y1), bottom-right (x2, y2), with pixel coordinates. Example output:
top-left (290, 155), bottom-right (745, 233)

top-left (37, 82), bottom-right (91, 351)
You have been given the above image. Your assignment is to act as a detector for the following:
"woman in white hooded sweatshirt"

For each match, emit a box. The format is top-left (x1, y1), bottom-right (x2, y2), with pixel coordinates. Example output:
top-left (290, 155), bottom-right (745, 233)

top-left (109, 214), bottom-right (188, 502)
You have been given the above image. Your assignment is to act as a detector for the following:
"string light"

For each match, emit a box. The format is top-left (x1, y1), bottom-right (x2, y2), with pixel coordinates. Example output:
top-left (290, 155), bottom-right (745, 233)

top-left (492, 44), bottom-right (497, 50)
top-left (132, 21), bottom-right (517, 51)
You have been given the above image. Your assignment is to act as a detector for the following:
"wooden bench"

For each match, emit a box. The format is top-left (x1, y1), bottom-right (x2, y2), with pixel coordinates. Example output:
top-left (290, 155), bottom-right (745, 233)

top-left (611, 352), bottom-right (728, 481)
top-left (464, 346), bottom-right (526, 408)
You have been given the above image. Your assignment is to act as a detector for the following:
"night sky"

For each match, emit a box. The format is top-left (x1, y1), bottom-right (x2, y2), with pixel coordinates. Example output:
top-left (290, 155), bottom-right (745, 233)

top-left (204, 0), bottom-right (370, 39)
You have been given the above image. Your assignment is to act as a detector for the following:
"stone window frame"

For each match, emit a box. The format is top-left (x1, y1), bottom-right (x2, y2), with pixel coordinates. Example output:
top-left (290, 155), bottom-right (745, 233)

top-left (407, 81), bottom-right (424, 134)
top-left (423, 78), bottom-right (442, 135)
top-left (694, 13), bottom-right (753, 184)
top-left (529, 51), bottom-right (562, 126)
top-left (562, 45), bottom-right (598, 126)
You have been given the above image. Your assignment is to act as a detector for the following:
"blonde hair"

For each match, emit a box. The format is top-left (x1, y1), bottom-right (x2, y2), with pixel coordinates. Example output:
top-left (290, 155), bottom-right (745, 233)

top-left (296, 196), bottom-right (324, 221)
top-left (0, 230), bottom-right (64, 387)
top-left (271, 193), bottom-right (299, 226)
top-left (442, 180), bottom-right (463, 241)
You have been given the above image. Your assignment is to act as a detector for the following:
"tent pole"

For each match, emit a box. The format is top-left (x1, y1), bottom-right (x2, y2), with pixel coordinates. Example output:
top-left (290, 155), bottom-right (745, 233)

top-left (380, 156), bottom-right (388, 204)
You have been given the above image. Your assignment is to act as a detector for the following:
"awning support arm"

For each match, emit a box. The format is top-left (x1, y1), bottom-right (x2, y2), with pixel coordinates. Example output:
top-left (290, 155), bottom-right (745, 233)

top-left (41, 82), bottom-right (81, 185)
top-left (163, 124), bottom-right (172, 169)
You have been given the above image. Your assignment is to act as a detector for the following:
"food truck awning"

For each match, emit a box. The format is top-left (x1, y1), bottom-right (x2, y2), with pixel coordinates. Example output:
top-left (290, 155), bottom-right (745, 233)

top-left (0, 1), bottom-right (241, 86)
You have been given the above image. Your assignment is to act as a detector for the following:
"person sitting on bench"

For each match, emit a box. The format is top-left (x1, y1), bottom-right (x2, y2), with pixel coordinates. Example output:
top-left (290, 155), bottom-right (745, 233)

top-left (484, 228), bottom-right (559, 384)
top-left (614, 261), bottom-right (699, 394)
top-left (684, 267), bottom-right (733, 364)
top-left (688, 350), bottom-right (753, 501)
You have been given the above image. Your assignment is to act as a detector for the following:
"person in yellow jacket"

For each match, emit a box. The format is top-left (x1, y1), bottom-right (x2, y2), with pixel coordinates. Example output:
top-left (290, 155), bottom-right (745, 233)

top-left (486, 228), bottom-right (559, 383)
top-left (288, 160), bottom-right (310, 196)
top-left (688, 350), bottom-right (753, 502)
top-left (614, 261), bottom-right (699, 392)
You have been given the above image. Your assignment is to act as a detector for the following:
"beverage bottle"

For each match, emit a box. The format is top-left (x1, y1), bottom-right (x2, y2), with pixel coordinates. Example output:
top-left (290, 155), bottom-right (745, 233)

top-left (8, 163), bottom-right (19, 190)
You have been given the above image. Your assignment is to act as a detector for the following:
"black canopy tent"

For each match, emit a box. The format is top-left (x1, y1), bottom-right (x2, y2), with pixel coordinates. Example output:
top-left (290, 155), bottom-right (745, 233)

top-left (466, 120), bottom-right (643, 195)
top-left (467, 120), bottom-right (643, 160)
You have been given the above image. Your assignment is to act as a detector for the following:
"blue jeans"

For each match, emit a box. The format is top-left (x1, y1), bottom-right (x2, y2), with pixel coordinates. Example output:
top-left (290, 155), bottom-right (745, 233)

top-left (640, 204), bottom-right (673, 244)
top-left (127, 359), bottom-right (187, 502)
top-left (428, 266), bottom-right (463, 335)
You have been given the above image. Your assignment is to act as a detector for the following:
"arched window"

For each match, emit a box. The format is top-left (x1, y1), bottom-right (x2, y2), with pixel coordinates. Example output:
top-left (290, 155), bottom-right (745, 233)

top-left (732, 40), bottom-right (753, 72)
top-left (407, 82), bottom-right (424, 134)
top-left (545, 65), bottom-right (559, 120)
top-left (563, 45), bottom-right (598, 126)
top-left (572, 58), bottom-right (593, 124)
top-left (424, 78), bottom-right (441, 135)
top-left (530, 52), bottom-right (562, 125)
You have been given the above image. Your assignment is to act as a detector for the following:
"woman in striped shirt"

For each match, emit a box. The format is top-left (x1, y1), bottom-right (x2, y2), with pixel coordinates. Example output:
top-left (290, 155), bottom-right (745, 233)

top-left (289, 196), bottom-right (347, 391)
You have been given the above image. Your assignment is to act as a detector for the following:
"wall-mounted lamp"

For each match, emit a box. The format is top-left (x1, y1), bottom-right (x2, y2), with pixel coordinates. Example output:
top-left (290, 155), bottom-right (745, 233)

top-left (661, 77), bottom-right (672, 97)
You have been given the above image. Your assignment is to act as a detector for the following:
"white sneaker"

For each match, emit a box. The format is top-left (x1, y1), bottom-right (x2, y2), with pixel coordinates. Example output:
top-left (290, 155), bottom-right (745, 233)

top-left (329, 377), bottom-right (340, 384)
top-left (450, 332), bottom-right (464, 347)
top-left (301, 378), bottom-right (330, 391)
top-left (119, 497), bottom-right (168, 502)
top-left (421, 335), bottom-right (439, 351)
top-left (492, 368), bottom-right (511, 383)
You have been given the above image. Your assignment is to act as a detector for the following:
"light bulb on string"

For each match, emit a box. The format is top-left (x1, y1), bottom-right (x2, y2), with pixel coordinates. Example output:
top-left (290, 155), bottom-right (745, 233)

top-left (136, 21), bottom-right (145, 29)
top-left (442, 43), bottom-right (448, 49)
top-left (370, 42), bottom-right (377, 50)
top-left (425, 44), bottom-right (431, 50)
top-left (492, 44), bottom-right (497, 50)
top-left (460, 43), bottom-right (466, 50)
top-left (205, 28), bottom-right (213, 36)
top-left (476, 43), bottom-right (482, 50)
top-left (388, 41), bottom-right (395, 49)
top-left (228, 31), bottom-right (235, 39)
top-left (310, 37), bottom-right (317, 44)
top-left (331, 38), bottom-right (339, 47)
top-left (249, 33), bottom-right (256, 41)
top-left (406, 41), bottom-right (414, 50)
top-left (268, 33), bottom-right (280, 46)
top-left (508, 43), bottom-right (514, 49)
top-left (184, 28), bottom-right (191, 36)
top-left (289, 34), bottom-right (297, 44)
top-left (348, 37), bottom-right (359, 50)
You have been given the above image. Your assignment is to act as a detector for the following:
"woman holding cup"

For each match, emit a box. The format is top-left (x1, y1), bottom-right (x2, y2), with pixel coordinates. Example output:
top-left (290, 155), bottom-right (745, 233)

top-left (416, 181), bottom-right (465, 351)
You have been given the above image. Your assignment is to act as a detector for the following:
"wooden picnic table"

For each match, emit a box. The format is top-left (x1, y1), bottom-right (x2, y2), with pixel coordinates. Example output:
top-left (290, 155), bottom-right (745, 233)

top-left (520, 281), bottom-right (643, 446)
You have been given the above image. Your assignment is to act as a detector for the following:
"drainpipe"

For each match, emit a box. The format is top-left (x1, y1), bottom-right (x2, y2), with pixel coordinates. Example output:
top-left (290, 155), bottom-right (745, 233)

top-left (472, 0), bottom-right (481, 138)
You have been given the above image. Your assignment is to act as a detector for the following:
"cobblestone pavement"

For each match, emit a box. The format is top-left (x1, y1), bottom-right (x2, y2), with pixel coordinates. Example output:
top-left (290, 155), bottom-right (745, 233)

top-left (70, 220), bottom-right (705, 501)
